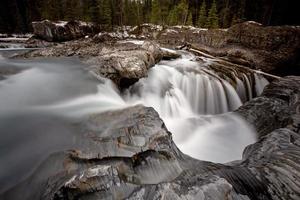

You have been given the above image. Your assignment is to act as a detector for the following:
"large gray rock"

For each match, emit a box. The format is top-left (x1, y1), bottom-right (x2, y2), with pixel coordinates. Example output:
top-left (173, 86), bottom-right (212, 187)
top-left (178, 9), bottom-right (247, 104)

top-left (236, 76), bottom-right (300, 136)
top-left (20, 39), bottom-right (180, 88)
top-left (32, 20), bottom-right (101, 42)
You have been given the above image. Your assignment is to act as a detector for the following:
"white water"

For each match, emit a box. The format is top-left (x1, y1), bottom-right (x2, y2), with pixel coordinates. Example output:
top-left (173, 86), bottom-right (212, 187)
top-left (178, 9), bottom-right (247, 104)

top-left (35, 52), bottom-right (268, 163)
top-left (0, 49), bottom-right (271, 193)
top-left (0, 52), bottom-right (269, 166)
top-left (122, 53), bottom-right (258, 163)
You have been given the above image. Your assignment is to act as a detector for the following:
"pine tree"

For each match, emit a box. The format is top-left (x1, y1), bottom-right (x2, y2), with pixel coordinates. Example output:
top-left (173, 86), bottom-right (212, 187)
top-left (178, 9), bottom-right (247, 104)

top-left (101, 0), bottom-right (112, 25)
top-left (206, 0), bottom-right (219, 28)
top-left (198, 0), bottom-right (207, 27)
top-left (89, 0), bottom-right (100, 23)
top-left (167, 6), bottom-right (178, 26)
top-left (151, 0), bottom-right (161, 24)
top-left (65, 0), bottom-right (77, 21)
top-left (160, 0), bottom-right (171, 25)
top-left (220, 0), bottom-right (230, 28)
top-left (186, 12), bottom-right (193, 26)
top-left (177, 0), bottom-right (189, 25)
top-left (237, 0), bottom-right (246, 23)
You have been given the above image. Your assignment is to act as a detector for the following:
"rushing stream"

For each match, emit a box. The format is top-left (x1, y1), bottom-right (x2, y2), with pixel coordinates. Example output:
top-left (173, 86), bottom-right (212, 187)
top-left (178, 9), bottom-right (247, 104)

top-left (0, 48), bottom-right (269, 192)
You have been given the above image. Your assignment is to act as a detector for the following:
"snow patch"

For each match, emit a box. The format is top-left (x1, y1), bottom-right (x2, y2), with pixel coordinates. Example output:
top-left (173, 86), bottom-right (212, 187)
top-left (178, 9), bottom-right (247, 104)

top-left (161, 47), bottom-right (177, 54)
top-left (119, 40), bottom-right (145, 45)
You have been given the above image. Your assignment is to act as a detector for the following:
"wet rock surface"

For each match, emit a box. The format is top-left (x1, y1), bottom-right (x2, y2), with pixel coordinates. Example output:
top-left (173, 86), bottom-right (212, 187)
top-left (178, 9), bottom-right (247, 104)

top-left (1, 77), bottom-right (300, 200)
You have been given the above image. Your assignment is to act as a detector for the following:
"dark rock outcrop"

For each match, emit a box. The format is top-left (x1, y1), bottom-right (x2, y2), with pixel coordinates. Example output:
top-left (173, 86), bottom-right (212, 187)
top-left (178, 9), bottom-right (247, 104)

top-left (2, 77), bottom-right (300, 200)
top-left (32, 20), bottom-right (101, 42)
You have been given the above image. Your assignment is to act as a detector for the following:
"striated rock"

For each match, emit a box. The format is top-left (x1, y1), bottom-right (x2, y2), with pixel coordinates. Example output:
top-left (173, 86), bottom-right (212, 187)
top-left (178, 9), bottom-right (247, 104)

top-left (236, 76), bottom-right (300, 136)
top-left (242, 128), bottom-right (300, 200)
top-left (32, 20), bottom-right (101, 42)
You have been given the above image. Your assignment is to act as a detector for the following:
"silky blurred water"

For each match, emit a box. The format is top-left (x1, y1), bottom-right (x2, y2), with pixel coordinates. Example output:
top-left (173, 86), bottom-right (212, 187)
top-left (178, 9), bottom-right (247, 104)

top-left (0, 50), bottom-right (269, 192)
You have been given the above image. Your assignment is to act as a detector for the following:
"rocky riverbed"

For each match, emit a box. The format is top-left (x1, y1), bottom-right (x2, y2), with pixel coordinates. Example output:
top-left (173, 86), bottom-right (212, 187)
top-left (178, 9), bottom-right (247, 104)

top-left (2, 77), bottom-right (300, 200)
top-left (0, 21), bottom-right (300, 200)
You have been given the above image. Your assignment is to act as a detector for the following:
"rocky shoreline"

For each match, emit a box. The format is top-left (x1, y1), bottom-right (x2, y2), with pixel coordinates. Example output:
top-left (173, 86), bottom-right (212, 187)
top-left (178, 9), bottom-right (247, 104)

top-left (27, 20), bottom-right (300, 76)
top-left (1, 21), bottom-right (300, 199)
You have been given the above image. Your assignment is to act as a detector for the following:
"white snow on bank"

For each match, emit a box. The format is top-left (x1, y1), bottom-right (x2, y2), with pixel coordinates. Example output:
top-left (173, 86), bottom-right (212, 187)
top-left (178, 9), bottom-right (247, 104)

top-left (0, 37), bottom-right (29, 42)
top-left (118, 40), bottom-right (145, 45)
top-left (97, 31), bottom-right (138, 40)
top-left (54, 21), bottom-right (68, 27)
top-left (160, 47), bottom-right (177, 54)
top-left (244, 21), bottom-right (262, 26)
top-left (141, 24), bottom-right (164, 31)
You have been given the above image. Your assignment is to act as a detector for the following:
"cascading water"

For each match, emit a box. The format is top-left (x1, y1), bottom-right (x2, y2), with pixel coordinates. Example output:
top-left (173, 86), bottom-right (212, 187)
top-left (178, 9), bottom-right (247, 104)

top-left (0, 48), bottom-right (269, 191)
top-left (123, 52), bottom-right (267, 162)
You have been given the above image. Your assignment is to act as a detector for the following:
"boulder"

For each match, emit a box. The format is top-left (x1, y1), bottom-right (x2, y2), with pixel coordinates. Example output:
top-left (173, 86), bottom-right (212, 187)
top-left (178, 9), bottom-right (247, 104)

top-left (32, 20), bottom-right (101, 42)
top-left (19, 39), bottom-right (180, 88)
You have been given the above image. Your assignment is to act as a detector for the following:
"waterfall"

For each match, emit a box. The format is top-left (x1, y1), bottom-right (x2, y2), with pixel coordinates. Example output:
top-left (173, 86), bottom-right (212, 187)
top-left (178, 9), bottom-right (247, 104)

top-left (254, 73), bottom-right (269, 96)
top-left (0, 51), bottom-right (269, 165)
top-left (42, 51), bottom-right (266, 162)
top-left (122, 51), bottom-right (270, 162)
top-left (125, 61), bottom-right (243, 116)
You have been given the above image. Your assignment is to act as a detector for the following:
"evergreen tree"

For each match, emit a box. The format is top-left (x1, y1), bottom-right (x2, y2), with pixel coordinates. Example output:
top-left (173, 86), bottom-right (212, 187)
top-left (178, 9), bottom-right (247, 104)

top-left (151, 0), bottom-right (161, 24)
top-left (89, 0), bottom-right (100, 23)
top-left (206, 0), bottom-right (219, 28)
top-left (218, 0), bottom-right (230, 28)
top-left (100, 0), bottom-right (112, 25)
top-left (237, 0), bottom-right (246, 23)
top-left (41, 0), bottom-right (61, 20)
top-left (160, 0), bottom-right (171, 25)
top-left (167, 6), bottom-right (178, 26)
top-left (176, 0), bottom-right (189, 25)
top-left (198, 0), bottom-right (207, 27)
top-left (186, 12), bottom-right (193, 26)
top-left (65, 0), bottom-right (78, 21)
top-left (132, 0), bottom-right (144, 25)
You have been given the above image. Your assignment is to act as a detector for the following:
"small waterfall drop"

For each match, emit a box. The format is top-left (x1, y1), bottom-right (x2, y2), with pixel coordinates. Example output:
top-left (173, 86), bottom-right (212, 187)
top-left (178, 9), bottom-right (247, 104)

top-left (254, 73), bottom-right (269, 95)
top-left (125, 53), bottom-right (244, 116)
top-left (123, 52), bottom-right (262, 162)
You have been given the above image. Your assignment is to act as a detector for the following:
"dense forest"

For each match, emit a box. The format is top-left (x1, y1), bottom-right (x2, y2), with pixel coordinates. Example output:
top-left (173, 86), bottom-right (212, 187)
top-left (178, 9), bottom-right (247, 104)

top-left (0, 0), bottom-right (299, 33)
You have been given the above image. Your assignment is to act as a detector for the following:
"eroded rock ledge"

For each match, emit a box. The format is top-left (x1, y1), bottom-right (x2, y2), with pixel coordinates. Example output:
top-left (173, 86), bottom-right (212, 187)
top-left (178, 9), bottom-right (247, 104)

top-left (136, 22), bottom-right (300, 75)
top-left (2, 77), bottom-right (300, 200)
top-left (20, 39), bottom-right (180, 88)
